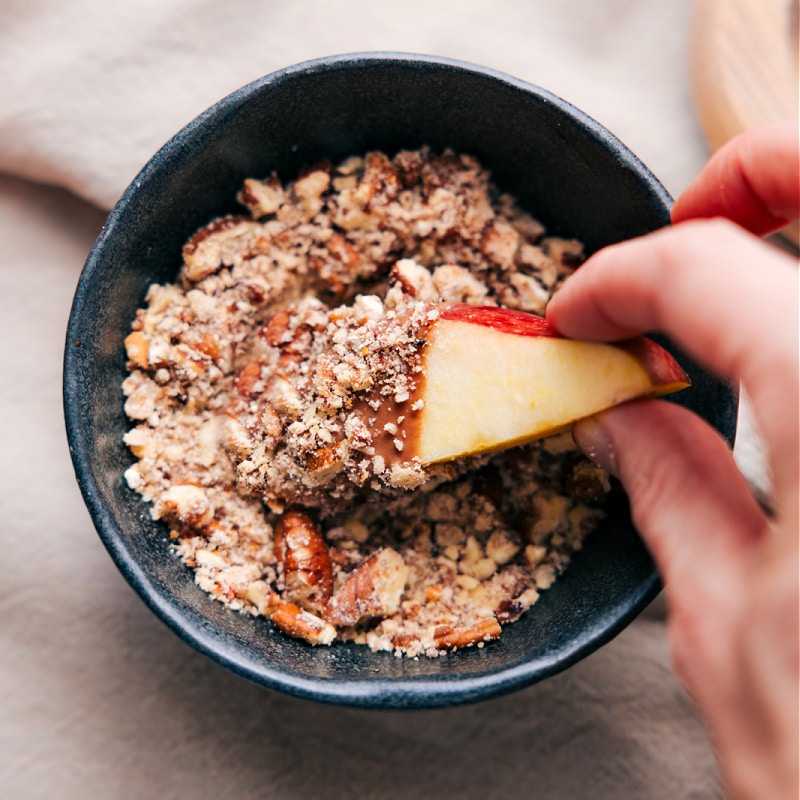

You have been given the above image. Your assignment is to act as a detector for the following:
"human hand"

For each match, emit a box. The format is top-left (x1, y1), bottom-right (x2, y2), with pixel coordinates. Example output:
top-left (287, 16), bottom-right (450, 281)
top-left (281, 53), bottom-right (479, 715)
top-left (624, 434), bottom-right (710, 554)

top-left (546, 121), bottom-right (799, 800)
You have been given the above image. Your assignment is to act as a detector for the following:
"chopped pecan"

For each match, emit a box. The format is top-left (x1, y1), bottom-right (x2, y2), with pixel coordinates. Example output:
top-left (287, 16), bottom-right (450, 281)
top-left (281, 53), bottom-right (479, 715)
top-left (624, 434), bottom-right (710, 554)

top-left (389, 258), bottom-right (437, 300)
top-left (238, 174), bottom-right (284, 218)
top-left (245, 581), bottom-right (282, 615)
top-left (425, 585), bottom-right (443, 602)
top-left (328, 547), bottom-right (356, 568)
top-left (496, 586), bottom-right (540, 624)
top-left (394, 149), bottom-right (424, 188)
top-left (494, 599), bottom-right (524, 624)
top-left (433, 618), bottom-right (502, 650)
top-left (326, 233), bottom-right (362, 270)
top-left (154, 484), bottom-right (214, 528)
top-left (391, 633), bottom-right (421, 651)
top-left (245, 282), bottom-right (267, 305)
top-left (293, 169), bottom-right (331, 218)
top-left (222, 415), bottom-right (253, 459)
top-left (325, 548), bottom-right (408, 626)
top-left (361, 151), bottom-right (402, 200)
top-left (234, 360), bottom-right (263, 397)
top-left (488, 565), bottom-right (530, 599)
top-left (270, 603), bottom-right (336, 646)
top-left (192, 332), bottom-right (221, 360)
top-left (274, 510), bottom-right (333, 611)
top-left (421, 151), bottom-right (463, 193)
top-left (524, 544), bottom-right (547, 570)
top-left (485, 529), bottom-right (521, 566)
top-left (182, 216), bottom-right (252, 258)
top-left (305, 442), bottom-right (347, 481)
top-left (565, 457), bottom-right (611, 500)
top-left (542, 236), bottom-right (584, 269)
top-left (124, 331), bottom-right (149, 370)
top-left (261, 309), bottom-right (292, 347)
top-left (479, 220), bottom-right (520, 269)
top-left (182, 216), bottom-right (254, 282)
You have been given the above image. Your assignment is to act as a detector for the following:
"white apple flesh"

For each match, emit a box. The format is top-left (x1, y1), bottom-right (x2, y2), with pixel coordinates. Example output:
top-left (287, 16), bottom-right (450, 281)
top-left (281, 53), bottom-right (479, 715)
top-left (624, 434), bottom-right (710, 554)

top-left (415, 305), bottom-right (690, 465)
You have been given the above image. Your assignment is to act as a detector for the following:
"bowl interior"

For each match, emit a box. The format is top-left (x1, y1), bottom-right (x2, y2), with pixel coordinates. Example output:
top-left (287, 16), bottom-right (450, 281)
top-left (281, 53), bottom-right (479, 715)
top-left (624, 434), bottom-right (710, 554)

top-left (64, 54), bottom-right (736, 708)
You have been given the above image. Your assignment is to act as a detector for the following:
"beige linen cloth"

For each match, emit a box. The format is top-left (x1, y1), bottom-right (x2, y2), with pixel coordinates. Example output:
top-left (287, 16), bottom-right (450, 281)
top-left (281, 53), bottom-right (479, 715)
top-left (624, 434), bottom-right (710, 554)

top-left (0, 1), bottom-right (772, 797)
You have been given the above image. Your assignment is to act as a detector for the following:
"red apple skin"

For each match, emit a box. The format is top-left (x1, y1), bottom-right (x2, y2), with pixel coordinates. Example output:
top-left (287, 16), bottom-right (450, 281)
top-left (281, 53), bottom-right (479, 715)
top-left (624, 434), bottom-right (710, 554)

top-left (617, 337), bottom-right (691, 394)
top-left (439, 305), bottom-right (559, 337)
top-left (437, 304), bottom-right (690, 392)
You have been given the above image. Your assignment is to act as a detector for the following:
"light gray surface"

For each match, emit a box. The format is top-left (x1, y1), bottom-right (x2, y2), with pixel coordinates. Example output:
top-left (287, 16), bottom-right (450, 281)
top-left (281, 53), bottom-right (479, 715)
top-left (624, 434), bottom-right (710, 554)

top-left (0, 1), bottom-right (767, 796)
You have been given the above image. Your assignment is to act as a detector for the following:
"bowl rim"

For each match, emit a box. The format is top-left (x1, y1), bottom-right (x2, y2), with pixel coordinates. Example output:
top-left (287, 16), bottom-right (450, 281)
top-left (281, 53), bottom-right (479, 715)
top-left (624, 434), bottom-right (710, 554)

top-left (65, 51), bottom-right (683, 709)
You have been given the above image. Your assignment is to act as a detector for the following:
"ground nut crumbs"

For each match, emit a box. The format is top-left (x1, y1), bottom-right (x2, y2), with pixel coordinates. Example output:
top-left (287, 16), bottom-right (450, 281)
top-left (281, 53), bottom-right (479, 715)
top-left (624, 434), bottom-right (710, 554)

top-left (122, 148), bottom-right (610, 657)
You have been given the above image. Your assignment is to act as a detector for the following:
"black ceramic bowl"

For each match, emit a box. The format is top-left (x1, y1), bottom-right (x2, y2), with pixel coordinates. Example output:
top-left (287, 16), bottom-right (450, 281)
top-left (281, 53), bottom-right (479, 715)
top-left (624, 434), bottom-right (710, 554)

top-left (64, 53), bottom-right (736, 709)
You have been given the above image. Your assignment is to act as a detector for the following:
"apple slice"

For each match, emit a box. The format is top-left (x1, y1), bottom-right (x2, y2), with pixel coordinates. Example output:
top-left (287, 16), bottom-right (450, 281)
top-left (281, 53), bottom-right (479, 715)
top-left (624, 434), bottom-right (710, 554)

top-left (414, 305), bottom-right (690, 465)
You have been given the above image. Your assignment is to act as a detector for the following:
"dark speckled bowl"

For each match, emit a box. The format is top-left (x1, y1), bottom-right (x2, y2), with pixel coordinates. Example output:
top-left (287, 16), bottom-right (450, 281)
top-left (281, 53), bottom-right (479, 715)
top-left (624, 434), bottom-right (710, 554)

top-left (63, 53), bottom-right (736, 709)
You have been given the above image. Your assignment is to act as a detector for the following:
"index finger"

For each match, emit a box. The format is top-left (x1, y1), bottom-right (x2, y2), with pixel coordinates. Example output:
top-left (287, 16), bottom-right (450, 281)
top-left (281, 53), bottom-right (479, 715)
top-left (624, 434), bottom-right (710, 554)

top-left (671, 121), bottom-right (799, 235)
top-left (546, 220), bottom-right (798, 500)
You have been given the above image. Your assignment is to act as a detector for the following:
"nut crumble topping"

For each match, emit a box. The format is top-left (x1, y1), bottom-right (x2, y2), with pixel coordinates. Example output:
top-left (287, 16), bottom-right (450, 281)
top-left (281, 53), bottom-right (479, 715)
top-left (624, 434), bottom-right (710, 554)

top-left (122, 148), bottom-right (608, 657)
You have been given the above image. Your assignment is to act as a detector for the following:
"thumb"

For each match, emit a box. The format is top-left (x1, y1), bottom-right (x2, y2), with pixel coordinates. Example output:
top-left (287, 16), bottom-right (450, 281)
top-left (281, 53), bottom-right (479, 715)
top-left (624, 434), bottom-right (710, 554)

top-left (572, 400), bottom-right (766, 593)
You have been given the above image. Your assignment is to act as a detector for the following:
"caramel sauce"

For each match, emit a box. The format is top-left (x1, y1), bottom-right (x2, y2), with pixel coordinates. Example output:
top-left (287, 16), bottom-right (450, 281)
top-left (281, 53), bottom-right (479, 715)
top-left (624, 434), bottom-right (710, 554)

top-left (350, 311), bottom-right (431, 468)
top-left (353, 389), bottom-right (424, 467)
top-left (348, 310), bottom-right (434, 468)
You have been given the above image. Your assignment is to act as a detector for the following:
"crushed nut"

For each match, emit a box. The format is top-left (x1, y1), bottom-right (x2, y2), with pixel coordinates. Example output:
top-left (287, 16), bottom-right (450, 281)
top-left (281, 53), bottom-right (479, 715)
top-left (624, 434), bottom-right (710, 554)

top-left (154, 484), bottom-right (214, 528)
top-left (325, 548), bottom-right (408, 626)
top-left (274, 510), bottom-right (333, 611)
top-left (433, 618), bottom-right (502, 650)
top-left (122, 148), bottom-right (610, 658)
top-left (124, 331), bottom-right (149, 369)
top-left (271, 603), bottom-right (337, 646)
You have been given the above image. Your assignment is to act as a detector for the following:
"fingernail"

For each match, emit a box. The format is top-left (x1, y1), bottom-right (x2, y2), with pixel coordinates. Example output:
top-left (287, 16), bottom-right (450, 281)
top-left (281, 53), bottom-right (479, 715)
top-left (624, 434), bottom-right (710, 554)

top-left (572, 415), bottom-right (618, 477)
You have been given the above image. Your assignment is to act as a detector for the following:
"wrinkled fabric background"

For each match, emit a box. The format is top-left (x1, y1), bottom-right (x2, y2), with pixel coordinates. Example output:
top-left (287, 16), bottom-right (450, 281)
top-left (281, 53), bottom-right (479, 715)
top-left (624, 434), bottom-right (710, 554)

top-left (0, 1), bottom-right (773, 797)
